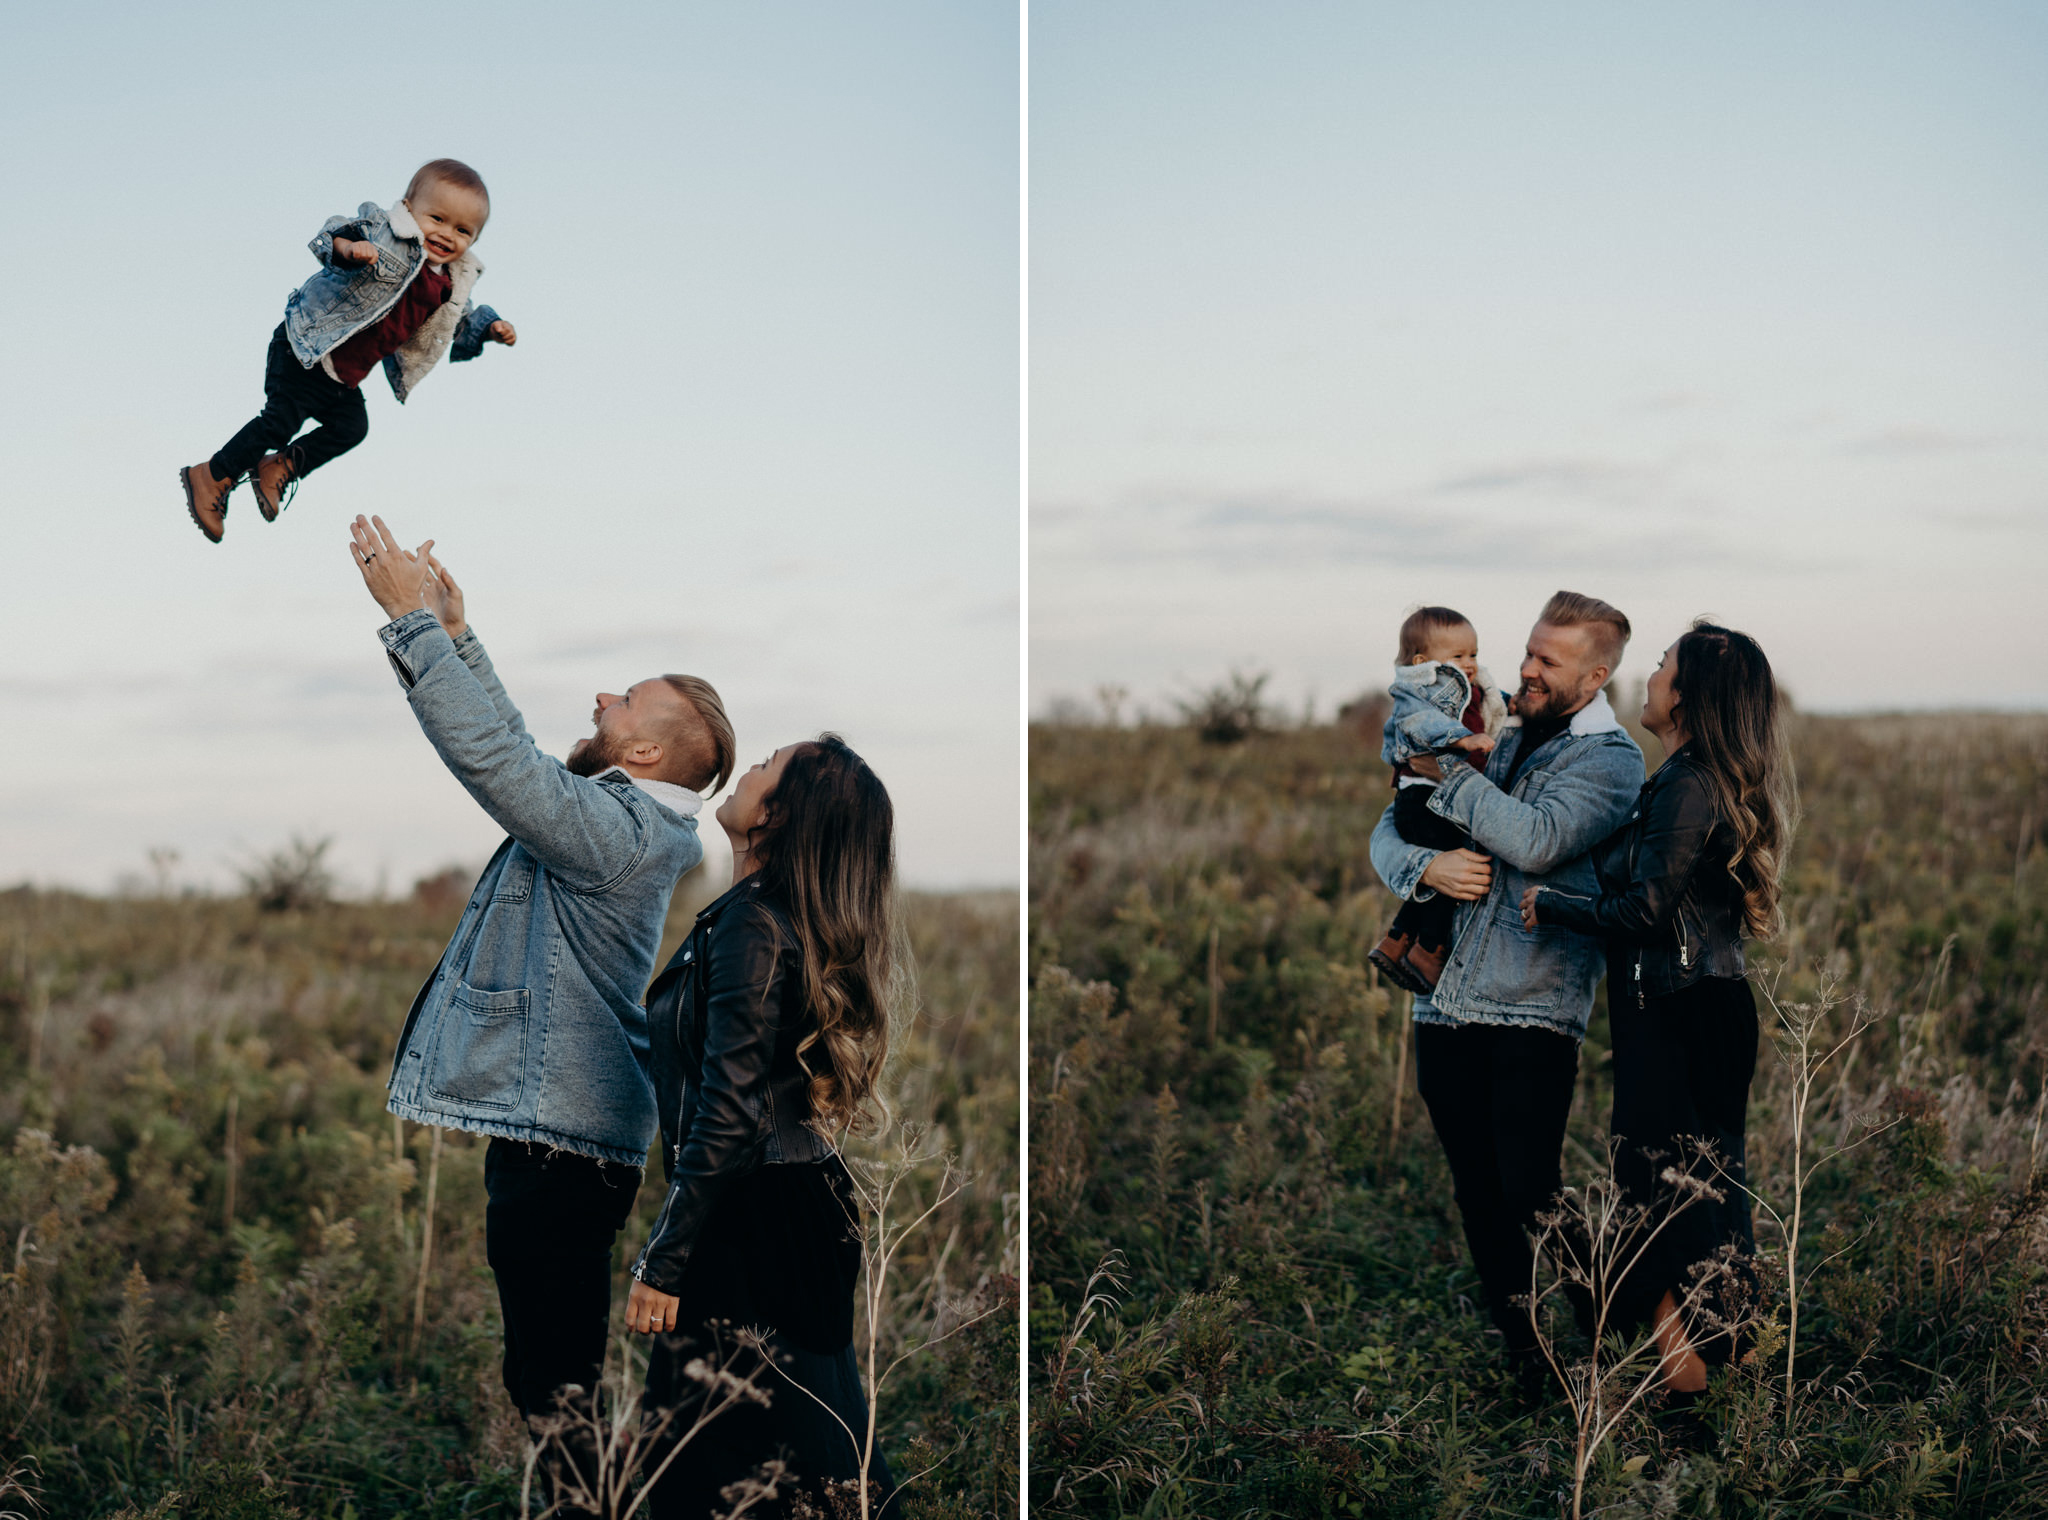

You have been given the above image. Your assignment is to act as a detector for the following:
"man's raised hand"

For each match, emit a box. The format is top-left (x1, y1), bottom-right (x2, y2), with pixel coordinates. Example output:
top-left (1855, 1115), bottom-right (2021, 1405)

top-left (422, 550), bottom-right (468, 640)
top-left (349, 514), bottom-right (438, 623)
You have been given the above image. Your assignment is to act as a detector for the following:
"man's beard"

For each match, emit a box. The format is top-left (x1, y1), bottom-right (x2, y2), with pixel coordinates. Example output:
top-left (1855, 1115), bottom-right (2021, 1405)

top-left (565, 729), bottom-right (629, 777)
top-left (1514, 680), bottom-right (1574, 722)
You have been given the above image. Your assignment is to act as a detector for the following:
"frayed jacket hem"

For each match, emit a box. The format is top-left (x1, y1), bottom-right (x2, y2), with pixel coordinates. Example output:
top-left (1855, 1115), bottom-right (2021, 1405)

top-left (385, 1098), bottom-right (653, 1169)
top-left (1412, 1005), bottom-right (1586, 1040)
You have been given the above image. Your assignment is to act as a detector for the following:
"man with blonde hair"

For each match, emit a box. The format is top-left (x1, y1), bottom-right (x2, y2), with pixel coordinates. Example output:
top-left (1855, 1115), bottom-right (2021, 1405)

top-left (346, 513), bottom-right (734, 1443)
top-left (1369, 589), bottom-right (1644, 1393)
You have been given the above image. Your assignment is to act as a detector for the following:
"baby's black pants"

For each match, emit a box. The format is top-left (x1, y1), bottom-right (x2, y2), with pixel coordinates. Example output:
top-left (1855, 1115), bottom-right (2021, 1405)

top-left (211, 324), bottom-right (370, 483)
top-left (1390, 783), bottom-right (1471, 952)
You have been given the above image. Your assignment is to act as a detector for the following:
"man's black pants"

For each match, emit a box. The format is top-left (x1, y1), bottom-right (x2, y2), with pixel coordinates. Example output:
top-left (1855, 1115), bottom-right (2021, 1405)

top-left (1413, 1020), bottom-right (1579, 1352)
top-left (210, 323), bottom-right (370, 483)
top-left (483, 1139), bottom-right (643, 1420)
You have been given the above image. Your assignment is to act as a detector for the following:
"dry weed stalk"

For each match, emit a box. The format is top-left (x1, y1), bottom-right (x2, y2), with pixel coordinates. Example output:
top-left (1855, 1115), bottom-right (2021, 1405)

top-left (407, 1124), bottom-right (444, 1362)
top-left (1037, 1253), bottom-right (1209, 1507)
top-left (1748, 968), bottom-right (1889, 1423)
top-left (1524, 1158), bottom-right (1741, 1520)
top-left (829, 1132), bottom-right (1003, 1518)
top-left (0, 1457), bottom-right (38, 1520)
top-left (519, 1328), bottom-right (779, 1519)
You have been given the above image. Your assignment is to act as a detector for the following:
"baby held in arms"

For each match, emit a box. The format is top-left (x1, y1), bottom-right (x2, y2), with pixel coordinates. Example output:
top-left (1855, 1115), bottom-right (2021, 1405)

top-left (1367, 606), bottom-right (1509, 994)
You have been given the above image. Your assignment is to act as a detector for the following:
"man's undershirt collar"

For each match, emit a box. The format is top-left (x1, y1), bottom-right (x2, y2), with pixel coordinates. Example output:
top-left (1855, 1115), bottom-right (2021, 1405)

top-left (590, 766), bottom-right (703, 817)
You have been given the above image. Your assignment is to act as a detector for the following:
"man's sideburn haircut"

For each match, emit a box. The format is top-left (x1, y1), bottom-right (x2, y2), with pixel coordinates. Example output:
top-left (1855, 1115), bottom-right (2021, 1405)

top-left (1538, 589), bottom-right (1631, 675)
top-left (658, 676), bottom-right (736, 796)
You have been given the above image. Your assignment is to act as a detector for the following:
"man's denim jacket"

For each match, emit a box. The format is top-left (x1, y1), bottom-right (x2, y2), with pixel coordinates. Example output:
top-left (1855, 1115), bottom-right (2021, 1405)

top-left (285, 201), bottom-right (504, 402)
top-left (378, 610), bottom-right (703, 1166)
top-left (1369, 692), bottom-right (1643, 1038)
top-left (1381, 662), bottom-right (1506, 770)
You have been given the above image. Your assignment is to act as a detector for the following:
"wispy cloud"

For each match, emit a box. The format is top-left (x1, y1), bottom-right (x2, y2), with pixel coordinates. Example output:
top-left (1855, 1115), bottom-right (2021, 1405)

top-left (1844, 425), bottom-right (2007, 457)
top-left (1034, 472), bottom-right (1792, 577)
top-left (1430, 457), bottom-right (1659, 501)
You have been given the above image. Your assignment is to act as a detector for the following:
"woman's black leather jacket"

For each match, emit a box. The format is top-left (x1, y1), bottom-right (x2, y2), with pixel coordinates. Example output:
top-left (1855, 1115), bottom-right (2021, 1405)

top-left (1529, 747), bottom-right (1747, 1001)
top-left (630, 876), bottom-right (835, 1295)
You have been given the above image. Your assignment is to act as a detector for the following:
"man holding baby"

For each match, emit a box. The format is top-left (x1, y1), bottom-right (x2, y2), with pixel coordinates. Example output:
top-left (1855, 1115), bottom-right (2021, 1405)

top-left (1368, 590), bottom-right (1642, 1389)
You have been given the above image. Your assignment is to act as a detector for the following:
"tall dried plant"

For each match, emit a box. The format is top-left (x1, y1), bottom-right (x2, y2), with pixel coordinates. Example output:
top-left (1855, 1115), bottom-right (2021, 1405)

top-left (1745, 968), bottom-right (1889, 1424)
top-left (1523, 1156), bottom-right (1747, 1520)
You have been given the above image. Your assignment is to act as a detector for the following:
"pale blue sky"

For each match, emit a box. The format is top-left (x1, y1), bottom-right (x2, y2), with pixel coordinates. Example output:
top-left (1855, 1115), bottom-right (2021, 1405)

top-left (1032, 2), bottom-right (2048, 717)
top-left (1, 2), bottom-right (1018, 893)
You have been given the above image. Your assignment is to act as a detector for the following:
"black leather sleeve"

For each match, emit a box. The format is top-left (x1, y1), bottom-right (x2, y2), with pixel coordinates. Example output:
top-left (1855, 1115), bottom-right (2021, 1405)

top-left (632, 903), bottom-right (790, 1295)
top-left (1534, 763), bottom-right (1717, 941)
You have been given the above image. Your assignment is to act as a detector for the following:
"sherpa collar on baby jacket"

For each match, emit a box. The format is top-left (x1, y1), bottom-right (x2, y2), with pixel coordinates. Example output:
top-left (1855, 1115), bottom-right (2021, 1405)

top-left (380, 201), bottom-right (485, 404)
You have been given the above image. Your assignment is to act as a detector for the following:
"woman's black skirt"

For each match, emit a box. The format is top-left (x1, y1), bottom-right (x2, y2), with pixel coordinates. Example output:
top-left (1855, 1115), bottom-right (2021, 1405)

top-left (1607, 969), bottom-right (1760, 1364)
top-left (640, 1156), bottom-right (896, 1518)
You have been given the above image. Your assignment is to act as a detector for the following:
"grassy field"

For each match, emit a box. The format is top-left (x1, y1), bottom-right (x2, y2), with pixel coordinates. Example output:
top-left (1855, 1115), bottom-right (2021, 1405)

top-left (1029, 709), bottom-right (2048, 1518)
top-left (0, 875), bottom-right (1018, 1520)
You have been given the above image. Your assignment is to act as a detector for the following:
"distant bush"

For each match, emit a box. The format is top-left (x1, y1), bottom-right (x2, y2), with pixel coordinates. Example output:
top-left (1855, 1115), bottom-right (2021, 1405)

top-left (235, 836), bottom-right (335, 913)
top-left (1175, 671), bottom-right (1272, 744)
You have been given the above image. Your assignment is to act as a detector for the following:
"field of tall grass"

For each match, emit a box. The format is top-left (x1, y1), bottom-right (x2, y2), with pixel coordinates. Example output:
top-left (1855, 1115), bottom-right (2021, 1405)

top-left (1029, 705), bottom-right (2048, 1517)
top-left (0, 871), bottom-right (1018, 1519)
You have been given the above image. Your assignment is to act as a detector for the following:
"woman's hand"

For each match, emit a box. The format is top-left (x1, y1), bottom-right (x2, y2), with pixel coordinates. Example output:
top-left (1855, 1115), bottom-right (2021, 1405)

top-left (349, 515), bottom-right (437, 622)
top-left (488, 319), bottom-right (517, 346)
top-left (626, 1279), bottom-right (680, 1335)
top-left (1420, 848), bottom-right (1493, 902)
top-left (1520, 885), bottom-right (1543, 930)
top-left (422, 550), bottom-right (468, 640)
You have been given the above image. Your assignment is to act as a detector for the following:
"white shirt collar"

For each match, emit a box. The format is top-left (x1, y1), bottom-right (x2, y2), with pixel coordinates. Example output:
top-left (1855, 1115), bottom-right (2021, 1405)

top-left (1498, 690), bottom-right (1624, 737)
top-left (1568, 691), bottom-right (1623, 736)
top-left (591, 766), bottom-right (703, 817)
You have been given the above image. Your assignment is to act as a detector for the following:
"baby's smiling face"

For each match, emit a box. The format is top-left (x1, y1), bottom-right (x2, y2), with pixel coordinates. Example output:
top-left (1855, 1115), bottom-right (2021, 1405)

top-left (404, 178), bottom-right (490, 266)
top-left (1414, 623), bottom-right (1480, 683)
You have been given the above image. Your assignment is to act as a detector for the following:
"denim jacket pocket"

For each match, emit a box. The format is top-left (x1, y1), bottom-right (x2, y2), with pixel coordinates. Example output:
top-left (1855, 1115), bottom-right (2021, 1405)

top-left (430, 982), bottom-right (531, 1110)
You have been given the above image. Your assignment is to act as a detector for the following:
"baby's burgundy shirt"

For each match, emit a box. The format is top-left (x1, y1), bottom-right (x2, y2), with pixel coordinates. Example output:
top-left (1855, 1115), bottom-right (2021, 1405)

top-left (326, 263), bottom-right (453, 388)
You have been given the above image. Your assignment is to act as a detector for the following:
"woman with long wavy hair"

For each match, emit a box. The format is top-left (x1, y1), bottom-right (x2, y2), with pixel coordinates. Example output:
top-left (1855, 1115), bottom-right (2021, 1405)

top-left (1521, 621), bottom-right (1798, 1399)
top-left (625, 734), bottom-right (903, 1517)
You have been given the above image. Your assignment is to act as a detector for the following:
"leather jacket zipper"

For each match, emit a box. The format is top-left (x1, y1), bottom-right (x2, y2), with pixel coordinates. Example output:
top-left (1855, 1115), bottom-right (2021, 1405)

top-left (636, 932), bottom-right (701, 1279)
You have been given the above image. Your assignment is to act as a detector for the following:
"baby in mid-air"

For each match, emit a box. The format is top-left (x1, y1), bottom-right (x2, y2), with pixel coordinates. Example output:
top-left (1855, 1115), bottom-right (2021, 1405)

top-left (180, 158), bottom-right (517, 544)
top-left (1367, 605), bottom-right (1509, 994)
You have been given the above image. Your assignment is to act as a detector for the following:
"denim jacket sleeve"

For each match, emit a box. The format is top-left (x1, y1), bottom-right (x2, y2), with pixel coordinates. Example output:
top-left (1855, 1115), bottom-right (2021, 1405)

top-left (1381, 669), bottom-right (1479, 767)
top-left (445, 625), bottom-right (530, 744)
top-left (309, 202), bottom-right (387, 267)
top-left (450, 303), bottom-right (503, 363)
top-left (1427, 733), bottom-right (1642, 875)
top-left (1369, 799), bottom-right (1442, 903)
top-left (1535, 763), bottom-right (1714, 939)
top-left (632, 902), bottom-right (789, 1294)
top-left (378, 609), bottom-right (653, 891)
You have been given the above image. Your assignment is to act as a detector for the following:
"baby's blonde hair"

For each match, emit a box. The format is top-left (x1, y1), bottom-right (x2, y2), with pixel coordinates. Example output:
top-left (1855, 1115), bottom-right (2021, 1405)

top-left (404, 159), bottom-right (490, 221)
top-left (1396, 605), bottom-right (1474, 665)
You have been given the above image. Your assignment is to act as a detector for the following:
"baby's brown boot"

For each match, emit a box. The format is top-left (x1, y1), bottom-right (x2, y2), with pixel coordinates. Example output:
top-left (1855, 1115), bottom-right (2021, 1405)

top-left (181, 463), bottom-right (233, 543)
top-left (250, 451), bottom-right (300, 522)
